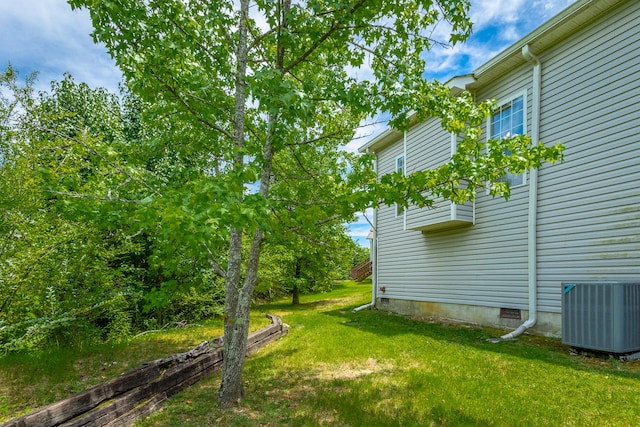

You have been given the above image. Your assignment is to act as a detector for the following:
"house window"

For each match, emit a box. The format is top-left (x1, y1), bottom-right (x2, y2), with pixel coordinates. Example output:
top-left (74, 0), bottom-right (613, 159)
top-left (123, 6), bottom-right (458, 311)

top-left (490, 94), bottom-right (526, 186)
top-left (395, 154), bottom-right (405, 217)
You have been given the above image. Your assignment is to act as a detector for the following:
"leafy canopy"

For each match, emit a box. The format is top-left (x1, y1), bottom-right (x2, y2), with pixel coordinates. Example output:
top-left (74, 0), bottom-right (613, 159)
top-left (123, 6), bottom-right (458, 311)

top-left (68, 0), bottom-right (563, 406)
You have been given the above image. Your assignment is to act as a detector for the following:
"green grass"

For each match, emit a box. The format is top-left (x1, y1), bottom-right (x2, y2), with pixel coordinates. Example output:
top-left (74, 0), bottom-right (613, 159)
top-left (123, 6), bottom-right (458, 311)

top-left (2, 280), bottom-right (639, 426)
top-left (0, 318), bottom-right (227, 421)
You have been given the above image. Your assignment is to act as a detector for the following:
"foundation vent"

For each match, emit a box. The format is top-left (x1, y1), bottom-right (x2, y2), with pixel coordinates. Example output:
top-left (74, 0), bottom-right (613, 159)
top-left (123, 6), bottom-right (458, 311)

top-left (500, 308), bottom-right (521, 320)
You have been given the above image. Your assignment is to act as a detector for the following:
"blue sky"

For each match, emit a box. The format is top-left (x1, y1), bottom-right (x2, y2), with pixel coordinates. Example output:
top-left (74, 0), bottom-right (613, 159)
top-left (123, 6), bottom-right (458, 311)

top-left (1, 0), bottom-right (576, 247)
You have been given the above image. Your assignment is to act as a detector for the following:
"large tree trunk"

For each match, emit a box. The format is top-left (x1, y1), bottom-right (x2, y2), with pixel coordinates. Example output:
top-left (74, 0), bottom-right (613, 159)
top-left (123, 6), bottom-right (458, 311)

top-left (219, 0), bottom-right (250, 408)
top-left (219, 228), bottom-right (247, 407)
top-left (292, 286), bottom-right (300, 305)
top-left (218, 0), bottom-right (287, 408)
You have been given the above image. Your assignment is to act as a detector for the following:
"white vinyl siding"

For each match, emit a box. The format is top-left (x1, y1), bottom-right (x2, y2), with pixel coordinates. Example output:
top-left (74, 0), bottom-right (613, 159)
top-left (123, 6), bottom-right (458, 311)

top-left (534, 0), bottom-right (640, 312)
top-left (373, 0), bottom-right (640, 325)
top-left (400, 117), bottom-right (474, 231)
top-left (404, 118), bottom-right (452, 230)
top-left (376, 59), bottom-right (534, 310)
top-left (376, 141), bottom-right (407, 237)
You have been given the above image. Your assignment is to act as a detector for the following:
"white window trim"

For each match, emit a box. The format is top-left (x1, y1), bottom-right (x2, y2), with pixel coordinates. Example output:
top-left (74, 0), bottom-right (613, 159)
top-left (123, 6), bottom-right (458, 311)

top-left (487, 89), bottom-right (528, 189)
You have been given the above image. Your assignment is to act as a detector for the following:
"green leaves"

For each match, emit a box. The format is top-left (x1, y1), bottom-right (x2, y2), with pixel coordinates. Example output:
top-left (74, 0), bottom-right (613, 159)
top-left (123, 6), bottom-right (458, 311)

top-left (366, 127), bottom-right (565, 210)
top-left (0, 67), bottom-right (227, 351)
top-left (56, 0), bottom-right (564, 404)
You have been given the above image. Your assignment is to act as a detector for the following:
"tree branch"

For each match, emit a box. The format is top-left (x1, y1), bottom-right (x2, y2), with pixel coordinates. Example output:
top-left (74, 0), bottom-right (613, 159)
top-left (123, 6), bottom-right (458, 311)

top-left (347, 40), bottom-right (395, 68)
top-left (285, 126), bottom-right (354, 147)
top-left (286, 213), bottom-right (343, 233)
top-left (283, 0), bottom-right (368, 74)
top-left (291, 230), bottom-right (344, 250)
top-left (165, 14), bottom-right (228, 71)
top-left (148, 69), bottom-right (234, 140)
top-left (43, 190), bottom-right (141, 204)
top-left (349, 23), bottom-right (450, 49)
top-left (35, 125), bottom-right (162, 198)
top-left (201, 241), bottom-right (227, 278)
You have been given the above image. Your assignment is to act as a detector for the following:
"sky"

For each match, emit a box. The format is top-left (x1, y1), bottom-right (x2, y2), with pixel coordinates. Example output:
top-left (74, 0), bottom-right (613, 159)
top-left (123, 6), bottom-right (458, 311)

top-left (1, 0), bottom-right (576, 248)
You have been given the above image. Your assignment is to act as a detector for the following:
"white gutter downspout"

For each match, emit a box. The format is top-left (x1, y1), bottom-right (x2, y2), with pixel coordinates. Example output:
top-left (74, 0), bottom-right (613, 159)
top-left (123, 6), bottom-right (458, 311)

top-left (501, 44), bottom-right (540, 340)
top-left (403, 130), bottom-right (407, 230)
top-left (353, 223), bottom-right (377, 312)
top-left (354, 152), bottom-right (378, 313)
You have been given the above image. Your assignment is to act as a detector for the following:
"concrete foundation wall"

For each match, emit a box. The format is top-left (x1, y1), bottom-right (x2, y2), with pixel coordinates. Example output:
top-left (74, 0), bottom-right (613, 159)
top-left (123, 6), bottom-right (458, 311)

top-left (377, 298), bottom-right (561, 337)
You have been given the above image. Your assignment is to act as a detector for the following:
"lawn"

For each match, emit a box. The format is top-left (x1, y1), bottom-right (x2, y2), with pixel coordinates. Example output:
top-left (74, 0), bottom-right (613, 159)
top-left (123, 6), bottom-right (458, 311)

top-left (1, 281), bottom-right (639, 426)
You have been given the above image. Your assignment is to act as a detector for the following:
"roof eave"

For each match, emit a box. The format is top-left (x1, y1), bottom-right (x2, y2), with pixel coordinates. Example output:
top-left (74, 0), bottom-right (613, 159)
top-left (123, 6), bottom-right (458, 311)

top-left (469, 0), bottom-right (620, 89)
top-left (358, 128), bottom-right (403, 153)
top-left (357, 0), bottom-right (624, 153)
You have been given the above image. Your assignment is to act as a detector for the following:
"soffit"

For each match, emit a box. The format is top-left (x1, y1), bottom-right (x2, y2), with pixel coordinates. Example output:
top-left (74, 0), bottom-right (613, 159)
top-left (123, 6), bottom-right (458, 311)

top-left (468, 0), bottom-right (623, 89)
top-left (358, 0), bottom-right (624, 153)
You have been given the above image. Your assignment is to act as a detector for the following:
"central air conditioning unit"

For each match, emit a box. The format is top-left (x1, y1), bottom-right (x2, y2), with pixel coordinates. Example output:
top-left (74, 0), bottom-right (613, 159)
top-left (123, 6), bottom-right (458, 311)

top-left (562, 281), bottom-right (640, 353)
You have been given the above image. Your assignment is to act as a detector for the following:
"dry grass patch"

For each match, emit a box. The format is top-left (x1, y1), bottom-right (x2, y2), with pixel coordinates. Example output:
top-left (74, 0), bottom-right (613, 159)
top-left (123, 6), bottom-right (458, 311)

top-left (312, 358), bottom-right (394, 381)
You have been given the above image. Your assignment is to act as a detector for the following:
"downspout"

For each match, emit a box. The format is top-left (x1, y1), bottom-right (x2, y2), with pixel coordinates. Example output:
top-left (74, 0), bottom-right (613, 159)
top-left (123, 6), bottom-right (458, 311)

top-left (353, 223), bottom-right (377, 312)
top-left (500, 44), bottom-right (541, 339)
top-left (373, 200), bottom-right (378, 304)
top-left (354, 152), bottom-right (378, 313)
top-left (403, 130), bottom-right (407, 230)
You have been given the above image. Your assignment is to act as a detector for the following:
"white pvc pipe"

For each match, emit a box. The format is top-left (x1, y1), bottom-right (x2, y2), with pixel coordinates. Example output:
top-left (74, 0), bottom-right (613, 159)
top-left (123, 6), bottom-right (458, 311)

top-left (354, 154), bottom-right (379, 314)
top-left (501, 45), bottom-right (541, 340)
top-left (354, 229), bottom-right (377, 313)
top-left (353, 302), bottom-right (374, 312)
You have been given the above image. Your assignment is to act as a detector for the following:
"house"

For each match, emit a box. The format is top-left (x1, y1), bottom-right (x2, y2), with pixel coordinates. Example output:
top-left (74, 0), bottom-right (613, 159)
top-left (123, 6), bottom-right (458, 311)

top-left (359, 0), bottom-right (640, 339)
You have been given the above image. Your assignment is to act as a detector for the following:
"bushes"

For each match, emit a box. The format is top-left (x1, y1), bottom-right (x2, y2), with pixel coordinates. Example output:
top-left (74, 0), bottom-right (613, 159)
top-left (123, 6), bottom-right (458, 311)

top-left (0, 69), bottom-right (227, 353)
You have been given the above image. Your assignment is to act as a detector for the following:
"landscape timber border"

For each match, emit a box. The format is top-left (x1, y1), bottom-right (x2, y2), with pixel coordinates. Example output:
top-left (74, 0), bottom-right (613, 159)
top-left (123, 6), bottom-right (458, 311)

top-left (1, 314), bottom-right (288, 427)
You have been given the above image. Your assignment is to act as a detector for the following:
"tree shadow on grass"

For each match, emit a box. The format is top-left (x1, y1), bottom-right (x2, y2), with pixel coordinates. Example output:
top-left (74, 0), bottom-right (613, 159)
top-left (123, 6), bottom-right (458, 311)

top-left (254, 283), bottom-right (354, 313)
top-left (254, 299), bottom-right (344, 316)
top-left (321, 305), bottom-right (640, 380)
top-left (242, 347), bottom-right (495, 427)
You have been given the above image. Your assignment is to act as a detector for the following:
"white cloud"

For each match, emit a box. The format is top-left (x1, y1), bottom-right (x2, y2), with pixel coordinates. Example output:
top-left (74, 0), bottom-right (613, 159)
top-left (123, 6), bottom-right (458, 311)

top-left (0, 0), bottom-right (121, 93)
top-left (348, 209), bottom-right (374, 247)
top-left (349, 225), bottom-right (372, 238)
top-left (469, 0), bottom-right (526, 28)
top-left (1, 0), bottom-right (578, 248)
top-left (422, 0), bottom-right (578, 82)
top-left (349, 209), bottom-right (374, 234)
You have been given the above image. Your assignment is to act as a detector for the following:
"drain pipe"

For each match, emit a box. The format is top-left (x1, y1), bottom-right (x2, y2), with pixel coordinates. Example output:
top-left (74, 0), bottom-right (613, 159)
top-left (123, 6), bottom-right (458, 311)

top-left (500, 44), bottom-right (541, 340)
top-left (354, 155), bottom-right (379, 313)
top-left (353, 216), bottom-right (378, 312)
top-left (353, 232), bottom-right (376, 312)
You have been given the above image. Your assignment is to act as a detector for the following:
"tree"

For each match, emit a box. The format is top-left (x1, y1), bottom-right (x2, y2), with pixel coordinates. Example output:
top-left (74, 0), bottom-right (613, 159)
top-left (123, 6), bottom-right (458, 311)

top-left (0, 69), bottom-right (143, 350)
top-left (260, 141), bottom-right (367, 304)
top-left (259, 225), bottom-right (359, 305)
top-left (70, 0), bottom-right (563, 407)
top-left (0, 68), bottom-right (228, 350)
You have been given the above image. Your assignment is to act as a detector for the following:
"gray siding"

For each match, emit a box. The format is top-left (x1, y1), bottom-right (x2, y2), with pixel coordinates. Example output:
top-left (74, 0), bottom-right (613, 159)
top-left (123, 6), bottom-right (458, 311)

top-left (404, 116), bottom-right (474, 231)
top-left (535, 0), bottom-right (640, 312)
top-left (404, 118), bottom-right (453, 230)
top-left (376, 136), bottom-right (407, 242)
top-left (374, 0), bottom-right (640, 319)
top-left (376, 60), bottom-right (533, 309)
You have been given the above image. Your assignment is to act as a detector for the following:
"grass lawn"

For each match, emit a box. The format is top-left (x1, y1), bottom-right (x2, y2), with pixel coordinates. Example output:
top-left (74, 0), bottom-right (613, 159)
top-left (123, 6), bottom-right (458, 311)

top-left (1, 280), bottom-right (639, 426)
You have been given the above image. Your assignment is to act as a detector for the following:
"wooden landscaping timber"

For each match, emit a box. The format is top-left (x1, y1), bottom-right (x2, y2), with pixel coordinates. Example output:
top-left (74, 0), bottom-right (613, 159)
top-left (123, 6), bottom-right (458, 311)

top-left (349, 259), bottom-right (372, 282)
top-left (1, 315), bottom-right (287, 427)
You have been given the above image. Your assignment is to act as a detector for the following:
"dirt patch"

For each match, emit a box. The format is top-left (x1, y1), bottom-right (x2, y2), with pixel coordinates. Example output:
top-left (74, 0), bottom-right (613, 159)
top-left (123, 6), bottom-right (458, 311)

top-left (312, 358), bottom-right (394, 381)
